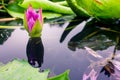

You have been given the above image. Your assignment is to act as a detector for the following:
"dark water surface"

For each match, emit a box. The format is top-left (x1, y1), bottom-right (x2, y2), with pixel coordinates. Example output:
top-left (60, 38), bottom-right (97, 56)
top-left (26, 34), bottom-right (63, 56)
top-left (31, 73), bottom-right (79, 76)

top-left (0, 21), bottom-right (120, 80)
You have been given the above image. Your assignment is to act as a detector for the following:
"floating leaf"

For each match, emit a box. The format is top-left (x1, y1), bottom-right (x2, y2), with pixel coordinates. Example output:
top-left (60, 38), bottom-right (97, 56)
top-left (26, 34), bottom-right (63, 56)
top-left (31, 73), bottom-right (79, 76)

top-left (0, 59), bottom-right (70, 80)
top-left (48, 70), bottom-right (70, 80)
top-left (0, 59), bottom-right (49, 80)
top-left (84, 46), bottom-right (103, 58)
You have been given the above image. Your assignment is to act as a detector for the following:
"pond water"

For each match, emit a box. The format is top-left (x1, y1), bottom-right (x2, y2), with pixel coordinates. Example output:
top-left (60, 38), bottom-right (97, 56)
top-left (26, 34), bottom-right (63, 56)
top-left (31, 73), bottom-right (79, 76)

top-left (0, 18), bottom-right (120, 80)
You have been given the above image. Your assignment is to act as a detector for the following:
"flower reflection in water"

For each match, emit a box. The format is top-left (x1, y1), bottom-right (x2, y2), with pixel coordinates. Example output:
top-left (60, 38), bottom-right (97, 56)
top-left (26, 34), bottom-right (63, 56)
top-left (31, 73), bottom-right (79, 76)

top-left (83, 69), bottom-right (98, 80)
top-left (83, 46), bottom-right (120, 80)
top-left (100, 61), bottom-right (115, 77)
top-left (26, 37), bottom-right (44, 68)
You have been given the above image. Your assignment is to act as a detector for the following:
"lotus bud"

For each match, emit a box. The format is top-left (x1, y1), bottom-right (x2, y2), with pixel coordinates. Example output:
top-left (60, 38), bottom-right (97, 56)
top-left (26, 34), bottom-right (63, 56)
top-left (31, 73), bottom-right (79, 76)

top-left (24, 5), bottom-right (43, 37)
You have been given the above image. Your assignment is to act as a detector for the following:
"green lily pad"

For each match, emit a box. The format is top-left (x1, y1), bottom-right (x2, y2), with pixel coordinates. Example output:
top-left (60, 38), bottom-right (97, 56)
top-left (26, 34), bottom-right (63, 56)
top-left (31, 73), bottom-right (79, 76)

top-left (0, 59), bottom-right (49, 80)
top-left (48, 70), bottom-right (70, 80)
top-left (0, 59), bottom-right (70, 80)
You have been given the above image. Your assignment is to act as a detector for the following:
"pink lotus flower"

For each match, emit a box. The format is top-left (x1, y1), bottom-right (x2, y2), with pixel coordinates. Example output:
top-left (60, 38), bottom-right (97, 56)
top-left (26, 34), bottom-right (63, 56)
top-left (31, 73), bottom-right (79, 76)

top-left (24, 5), bottom-right (43, 37)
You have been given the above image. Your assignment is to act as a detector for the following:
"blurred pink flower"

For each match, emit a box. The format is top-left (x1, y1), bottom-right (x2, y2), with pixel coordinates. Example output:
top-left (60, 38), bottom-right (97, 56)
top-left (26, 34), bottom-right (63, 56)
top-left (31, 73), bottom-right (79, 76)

top-left (83, 69), bottom-right (98, 80)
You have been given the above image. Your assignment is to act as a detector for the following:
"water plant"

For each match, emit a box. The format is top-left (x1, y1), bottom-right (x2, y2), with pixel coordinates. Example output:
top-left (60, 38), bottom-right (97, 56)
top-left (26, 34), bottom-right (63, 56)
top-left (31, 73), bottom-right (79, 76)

top-left (66, 0), bottom-right (120, 19)
top-left (24, 5), bottom-right (43, 37)
top-left (1, 0), bottom-right (74, 19)
top-left (0, 59), bottom-right (70, 80)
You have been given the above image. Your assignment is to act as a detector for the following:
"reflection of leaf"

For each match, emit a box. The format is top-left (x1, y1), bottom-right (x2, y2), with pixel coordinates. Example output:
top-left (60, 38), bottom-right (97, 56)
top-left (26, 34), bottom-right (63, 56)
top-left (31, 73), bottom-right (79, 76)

top-left (60, 17), bottom-right (88, 42)
top-left (69, 19), bottom-right (100, 42)
top-left (84, 46), bottom-right (103, 58)
top-left (69, 34), bottom-right (115, 51)
top-left (45, 15), bottom-right (74, 25)
top-left (0, 29), bottom-right (14, 45)
top-left (48, 70), bottom-right (70, 80)
top-left (66, 18), bottom-right (120, 51)
top-left (0, 59), bottom-right (49, 80)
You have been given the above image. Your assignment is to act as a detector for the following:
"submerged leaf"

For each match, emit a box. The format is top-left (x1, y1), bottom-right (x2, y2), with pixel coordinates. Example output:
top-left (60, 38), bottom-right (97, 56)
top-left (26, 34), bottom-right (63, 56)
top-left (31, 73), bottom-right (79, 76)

top-left (0, 59), bottom-right (49, 80)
